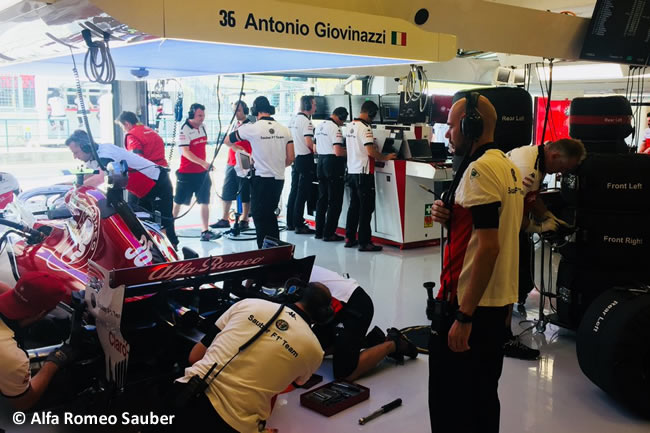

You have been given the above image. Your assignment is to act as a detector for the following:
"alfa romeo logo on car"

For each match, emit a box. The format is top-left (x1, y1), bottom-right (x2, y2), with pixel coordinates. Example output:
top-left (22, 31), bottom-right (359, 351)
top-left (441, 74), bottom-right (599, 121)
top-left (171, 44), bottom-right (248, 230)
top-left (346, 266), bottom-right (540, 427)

top-left (276, 319), bottom-right (289, 331)
top-left (269, 128), bottom-right (275, 134)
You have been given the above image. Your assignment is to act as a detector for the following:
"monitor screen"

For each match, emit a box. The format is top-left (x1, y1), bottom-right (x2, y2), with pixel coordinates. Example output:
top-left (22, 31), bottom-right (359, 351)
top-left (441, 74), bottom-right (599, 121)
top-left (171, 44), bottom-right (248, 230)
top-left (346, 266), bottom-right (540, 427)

top-left (350, 95), bottom-right (380, 121)
top-left (312, 95), bottom-right (351, 120)
top-left (430, 142), bottom-right (448, 161)
top-left (580, 0), bottom-right (650, 65)
top-left (398, 92), bottom-right (429, 124)
top-left (408, 139), bottom-right (433, 158)
top-left (379, 94), bottom-right (400, 123)
top-left (382, 137), bottom-right (402, 155)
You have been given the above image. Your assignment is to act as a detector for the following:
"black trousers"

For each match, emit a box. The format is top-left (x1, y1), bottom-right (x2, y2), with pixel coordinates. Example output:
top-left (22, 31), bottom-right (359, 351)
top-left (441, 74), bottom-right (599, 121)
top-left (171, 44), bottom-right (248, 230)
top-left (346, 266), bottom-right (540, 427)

top-left (154, 382), bottom-right (238, 433)
top-left (137, 169), bottom-right (178, 247)
top-left (518, 232), bottom-right (534, 303)
top-left (315, 155), bottom-right (345, 238)
top-left (286, 154), bottom-right (314, 228)
top-left (312, 287), bottom-right (374, 379)
top-left (251, 176), bottom-right (284, 248)
top-left (428, 306), bottom-right (508, 433)
top-left (345, 173), bottom-right (375, 245)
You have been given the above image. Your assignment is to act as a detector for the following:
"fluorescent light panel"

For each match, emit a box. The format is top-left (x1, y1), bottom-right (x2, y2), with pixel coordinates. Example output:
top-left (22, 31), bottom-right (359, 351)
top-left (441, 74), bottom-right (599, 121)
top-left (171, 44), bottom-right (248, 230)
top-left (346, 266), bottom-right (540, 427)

top-left (540, 63), bottom-right (624, 81)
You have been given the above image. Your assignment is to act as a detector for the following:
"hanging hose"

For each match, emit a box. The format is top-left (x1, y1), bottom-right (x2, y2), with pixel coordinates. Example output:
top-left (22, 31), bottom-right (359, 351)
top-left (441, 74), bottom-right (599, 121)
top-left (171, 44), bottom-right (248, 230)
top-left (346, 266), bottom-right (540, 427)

top-left (402, 65), bottom-right (429, 112)
top-left (81, 29), bottom-right (116, 84)
top-left (69, 46), bottom-right (106, 172)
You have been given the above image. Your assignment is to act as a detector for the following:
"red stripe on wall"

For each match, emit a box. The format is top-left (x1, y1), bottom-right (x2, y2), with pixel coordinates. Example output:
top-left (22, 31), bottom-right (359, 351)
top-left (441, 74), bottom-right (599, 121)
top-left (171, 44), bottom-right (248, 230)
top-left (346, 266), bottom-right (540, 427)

top-left (401, 32), bottom-right (407, 46)
top-left (394, 160), bottom-right (407, 236)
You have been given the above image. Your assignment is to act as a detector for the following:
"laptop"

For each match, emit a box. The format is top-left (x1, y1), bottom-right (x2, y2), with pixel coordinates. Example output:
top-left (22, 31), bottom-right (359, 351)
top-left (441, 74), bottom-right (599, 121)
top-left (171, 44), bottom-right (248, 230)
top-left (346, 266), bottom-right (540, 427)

top-left (429, 142), bottom-right (449, 162)
top-left (382, 137), bottom-right (402, 156)
top-left (407, 139), bottom-right (433, 161)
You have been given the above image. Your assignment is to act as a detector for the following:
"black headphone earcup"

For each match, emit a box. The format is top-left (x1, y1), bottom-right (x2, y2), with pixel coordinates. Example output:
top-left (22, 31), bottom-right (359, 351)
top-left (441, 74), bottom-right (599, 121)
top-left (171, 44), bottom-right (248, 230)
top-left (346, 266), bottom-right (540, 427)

top-left (461, 92), bottom-right (483, 139)
top-left (188, 108), bottom-right (194, 120)
top-left (243, 105), bottom-right (249, 115)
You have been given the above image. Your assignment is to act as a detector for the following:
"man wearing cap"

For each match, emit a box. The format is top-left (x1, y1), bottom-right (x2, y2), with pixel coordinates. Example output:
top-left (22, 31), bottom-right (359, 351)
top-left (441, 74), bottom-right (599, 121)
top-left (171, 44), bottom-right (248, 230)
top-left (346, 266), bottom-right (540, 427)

top-left (0, 272), bottom-right (76, 410)
top-left (314, 106), bottom-right (348, 242)
top-left (225, 96), bottom-right (294, 248)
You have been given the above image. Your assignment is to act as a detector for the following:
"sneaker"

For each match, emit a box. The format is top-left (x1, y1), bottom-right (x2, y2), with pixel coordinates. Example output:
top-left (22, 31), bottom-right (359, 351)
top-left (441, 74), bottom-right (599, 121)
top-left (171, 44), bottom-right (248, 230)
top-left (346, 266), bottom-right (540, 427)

top-left (504, 337), bottom-right (540, 360)
top-left (200, 230), bottom-right (219, 241)
top-left (358, 243), bottom-right (382, 252)
top-left (323, 234), bottom-right (344, 242)
top-left (239, 220), bottom-right (250, 230)
top-left (386, 327), bottom-right (418, 364)
top-left (344, 239), bottom-right (359, 248)
top-left (294, 226), bottom-right (315, 235)
top-left (209, 219), bottom-right (230, 229)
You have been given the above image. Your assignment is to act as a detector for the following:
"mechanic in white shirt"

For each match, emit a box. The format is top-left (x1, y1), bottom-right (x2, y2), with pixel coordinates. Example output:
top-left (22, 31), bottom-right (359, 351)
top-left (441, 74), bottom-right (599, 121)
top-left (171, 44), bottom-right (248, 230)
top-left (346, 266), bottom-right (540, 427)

top-left (225, 96), bottom-right (294, 248)
top-left (344, 100), bottom-right (396, 252)
top-left (309, 265), bottom-right (417, 381)
top-left (286, 95), bottom-right (317, 234)
top-left (314, 106), bottom-right (348, 242)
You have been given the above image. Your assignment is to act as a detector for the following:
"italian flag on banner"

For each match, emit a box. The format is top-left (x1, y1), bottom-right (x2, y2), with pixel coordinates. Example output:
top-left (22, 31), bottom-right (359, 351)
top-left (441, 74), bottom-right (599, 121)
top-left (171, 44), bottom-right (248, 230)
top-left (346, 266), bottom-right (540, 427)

top-left (391, 31), bottom-right (407, 46)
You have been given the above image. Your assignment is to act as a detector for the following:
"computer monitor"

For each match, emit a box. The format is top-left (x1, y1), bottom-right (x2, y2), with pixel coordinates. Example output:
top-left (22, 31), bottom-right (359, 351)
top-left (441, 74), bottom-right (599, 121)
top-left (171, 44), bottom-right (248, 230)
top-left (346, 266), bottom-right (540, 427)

top-left (580, 0), bottom-right (650, 65)
top-left (382, 137), bottom-right (402, 155)
top-left (379, 94), bottom-right (400, 123)
top-left (350, 95), bottom-right (380, 119)
top-left (312, 95), bottom-right (351, 120)
top-left (398, 92), bottom-right (429, 124)
top-left (430, 142), bottom-right (448, 161)
top-left (408, 139), bottom-right (433, 159)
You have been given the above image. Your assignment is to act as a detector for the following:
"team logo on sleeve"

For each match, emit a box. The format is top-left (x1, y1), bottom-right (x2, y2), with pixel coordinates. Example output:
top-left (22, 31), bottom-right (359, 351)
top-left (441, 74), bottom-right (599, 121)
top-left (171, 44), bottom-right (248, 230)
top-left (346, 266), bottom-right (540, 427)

top-left (470, 168), bottom-right (480, 178)
top-left (276, 319), bottom-right (289, 331)
top-left (269, 128), bottom-right (275, 134)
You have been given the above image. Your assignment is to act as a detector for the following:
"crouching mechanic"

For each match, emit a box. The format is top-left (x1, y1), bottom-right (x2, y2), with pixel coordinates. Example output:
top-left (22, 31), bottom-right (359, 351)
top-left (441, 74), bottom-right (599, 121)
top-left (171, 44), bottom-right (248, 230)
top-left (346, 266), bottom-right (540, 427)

top-left (504, 138), bottom-right (585, 360)
top-left (173, 284), bottom-right (331, 433)
top-left (0, 273), bottom-right (75, 410)
top-left (309, 265), bottom-right (418, 381)
top-left (65, 130), bottom-right (178, 249)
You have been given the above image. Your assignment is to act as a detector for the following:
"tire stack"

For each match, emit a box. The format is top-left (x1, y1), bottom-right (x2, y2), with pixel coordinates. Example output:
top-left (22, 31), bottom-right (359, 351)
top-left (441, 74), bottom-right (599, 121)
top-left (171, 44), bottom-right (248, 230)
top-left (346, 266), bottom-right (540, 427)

top-left (558, 96), bottom-right (650, 328)
top-left (564, 96), bottom-right (650, 416)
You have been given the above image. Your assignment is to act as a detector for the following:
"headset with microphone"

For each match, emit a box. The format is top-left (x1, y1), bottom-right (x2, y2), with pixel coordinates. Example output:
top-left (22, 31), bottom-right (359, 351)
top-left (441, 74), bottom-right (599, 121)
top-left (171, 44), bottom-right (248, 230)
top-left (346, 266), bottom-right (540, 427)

top-left (187, 103), bottom-right (205, 120)
top-left (71, 130), bottom-right (96, 154)
top-left (251, 96), bottom-right (275, 117)
top-left (460, 92), bottom-right (483, 140)
top-left (283, 278), bottom-right (334, 325)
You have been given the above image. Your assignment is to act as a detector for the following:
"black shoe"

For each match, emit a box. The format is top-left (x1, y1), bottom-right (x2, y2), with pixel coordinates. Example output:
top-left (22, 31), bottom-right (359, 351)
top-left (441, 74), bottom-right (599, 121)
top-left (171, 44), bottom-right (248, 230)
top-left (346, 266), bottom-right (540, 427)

top-left (294, 226), bottom-right (315, 235)
top-left (286, 225), bottom-right (295, 231)
top-left (504, 337), bottom-right (540, 360)
top-left (239, 220), bottom-right (250, 230)
top-left (314, 233), bottom-right (323, 239)
top-left (209, 219), bottom-right (230, 229)
top-left (200, 230), bottom-right (220, 241)
top-left (344, 239), bottom-right (359, 248)
top-left (386, 327), bottom-right (418, 365)
top-left (358, 243), bottom-right (382, 252)
top-left (323, 234), bottom-right (344, 242)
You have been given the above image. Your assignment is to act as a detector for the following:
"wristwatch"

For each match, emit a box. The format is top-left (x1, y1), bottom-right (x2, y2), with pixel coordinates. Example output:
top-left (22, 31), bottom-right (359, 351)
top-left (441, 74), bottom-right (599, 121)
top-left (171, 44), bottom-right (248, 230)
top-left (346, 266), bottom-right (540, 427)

top-left (455, 310), bottom-right (473, 323)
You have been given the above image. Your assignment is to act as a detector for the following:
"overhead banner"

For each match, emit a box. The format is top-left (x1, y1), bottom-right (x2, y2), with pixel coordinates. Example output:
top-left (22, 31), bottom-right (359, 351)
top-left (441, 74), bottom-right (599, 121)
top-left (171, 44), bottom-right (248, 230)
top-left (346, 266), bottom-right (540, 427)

top-left (96, 0), bottom-right (456, 63)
